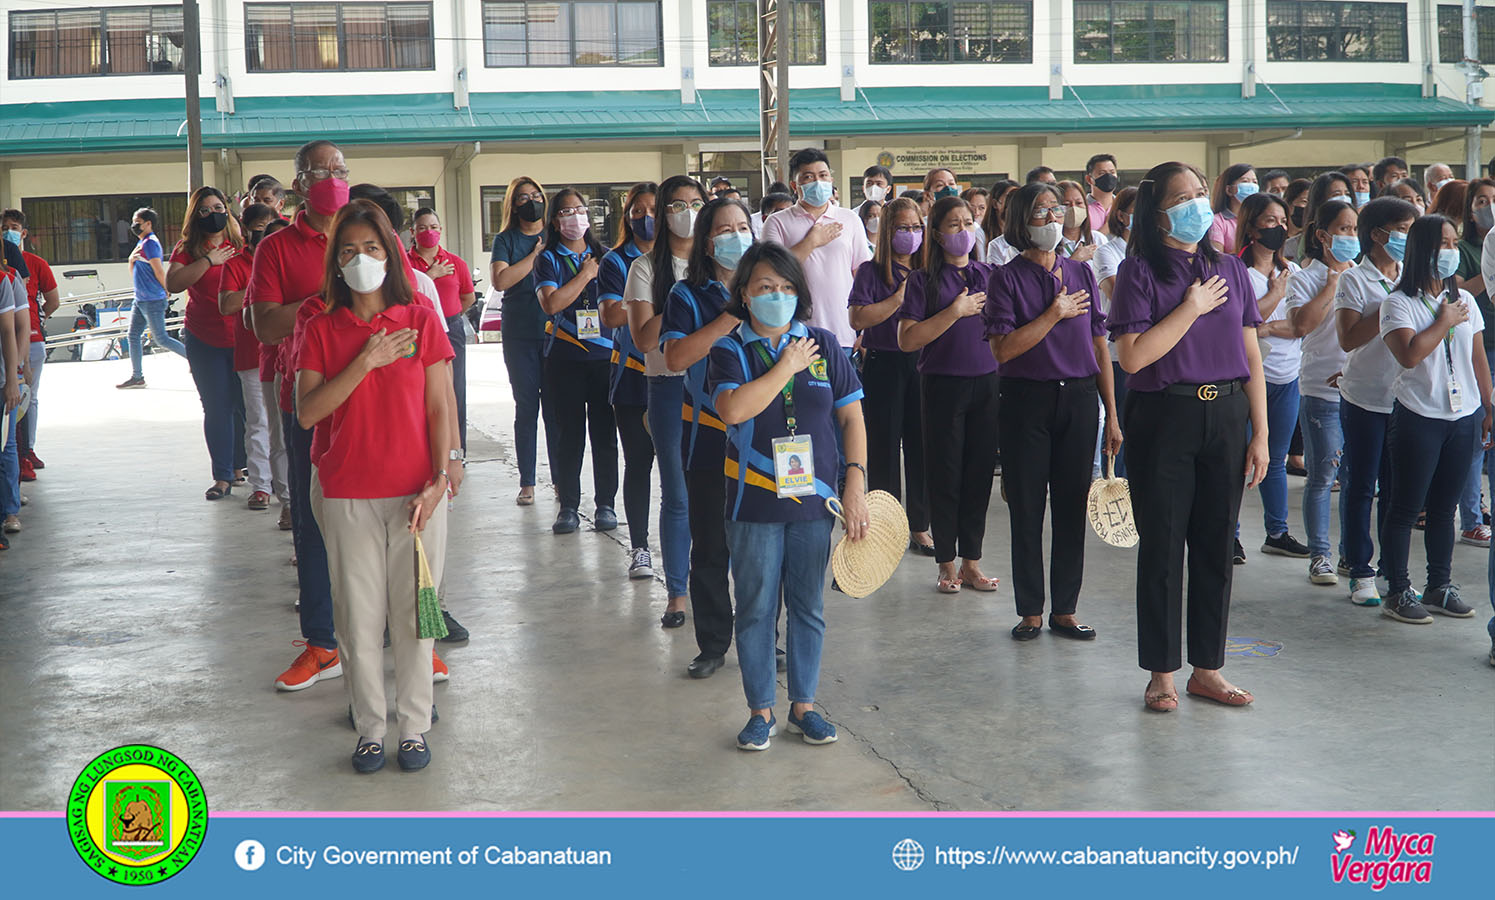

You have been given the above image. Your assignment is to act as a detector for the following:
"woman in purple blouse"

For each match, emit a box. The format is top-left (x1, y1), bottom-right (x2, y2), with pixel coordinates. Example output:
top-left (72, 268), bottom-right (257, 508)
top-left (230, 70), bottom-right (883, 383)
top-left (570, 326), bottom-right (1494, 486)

top-left (849, 196), bottom-right (933, 555)
top-left (897, 195), bottom-right (1000, 594)
top-left (1109, 162), bottom-right (1269, 712)
top-left (986, 182), bottom-right (1123, 642)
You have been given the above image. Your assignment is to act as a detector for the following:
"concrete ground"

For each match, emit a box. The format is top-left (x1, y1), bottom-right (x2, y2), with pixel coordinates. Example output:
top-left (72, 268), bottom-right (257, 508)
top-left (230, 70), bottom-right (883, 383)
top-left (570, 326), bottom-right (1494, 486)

top-left (1, 344), bottom-right (1492, 812)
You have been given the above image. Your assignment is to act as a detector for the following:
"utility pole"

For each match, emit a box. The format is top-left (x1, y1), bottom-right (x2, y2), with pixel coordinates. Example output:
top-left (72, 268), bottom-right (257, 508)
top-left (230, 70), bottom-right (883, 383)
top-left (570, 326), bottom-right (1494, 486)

top-left (184, 0), bottom-right (204, 192)
top-left (758, 0), bottom-right (790, 188)
top-left (1462, 0), bottom-right (1486, 178)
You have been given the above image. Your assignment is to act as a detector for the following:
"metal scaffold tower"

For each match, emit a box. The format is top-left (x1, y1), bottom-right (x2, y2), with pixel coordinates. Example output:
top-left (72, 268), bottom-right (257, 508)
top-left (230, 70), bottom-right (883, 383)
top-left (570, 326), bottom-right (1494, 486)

top-left (758, 0), bottom-right (790, 187)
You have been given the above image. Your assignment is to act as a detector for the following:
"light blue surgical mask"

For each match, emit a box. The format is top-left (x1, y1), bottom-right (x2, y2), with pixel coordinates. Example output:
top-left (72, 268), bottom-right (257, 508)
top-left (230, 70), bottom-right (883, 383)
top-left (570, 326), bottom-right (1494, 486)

top-left (1353, 191), bottom-right (1371, 208)
top-left (936, 185), bottom-right (961, 199)
top-left (1437, 247), bottom-right (1460, 280)
top-left (1164, 197), bottom-right (1214, 244)
top-left (712, 230), bottom-right (753, 270)
top-left (1232, 182), bottom-right (1258, 201)
top-left (1, 229), bottom-right (19, 247)
top-left (1330, 234), bottom-right (1361, 264)
top-left (1383, 229), bottom-right (1407, 262)
top-left (800, 180), bottom-right (833, 207)
top-left (749, 291), bottom-right (798, 329)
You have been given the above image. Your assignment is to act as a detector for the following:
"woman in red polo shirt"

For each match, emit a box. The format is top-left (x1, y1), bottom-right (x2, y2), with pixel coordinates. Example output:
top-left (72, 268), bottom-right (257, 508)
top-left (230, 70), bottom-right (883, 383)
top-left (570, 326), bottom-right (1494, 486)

top-left (407, 208), bottom-right (475, 451)
top-left (297, 200), bottom-right (454, 774)
top-left (166, 186), bottom-right (244, 501)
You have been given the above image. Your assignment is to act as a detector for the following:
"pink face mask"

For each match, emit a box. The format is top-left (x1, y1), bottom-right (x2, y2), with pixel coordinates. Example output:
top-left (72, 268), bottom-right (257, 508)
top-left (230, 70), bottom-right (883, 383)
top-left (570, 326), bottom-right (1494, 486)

top-left (415, 229), bottom-right (441, 249)
top-left (304, 177), bottom-right (349, 216)
top-left (559, 213), bottom-right (589, 241)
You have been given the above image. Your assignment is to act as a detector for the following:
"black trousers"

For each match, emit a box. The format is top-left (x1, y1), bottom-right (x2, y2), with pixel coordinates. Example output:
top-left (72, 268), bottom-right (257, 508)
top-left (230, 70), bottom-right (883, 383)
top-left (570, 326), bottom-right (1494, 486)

top-left (685, 466), bottom-right (732, 657)
top-left (614, 403), bottom-right (655, 549)
top-left (862, 349), bottom-right (930, 532)
top-left (999, 376), bottom-right (1100, 617)
top-left (1125, 389), bottom-right (1249, 672)
top-left (921, 372), bottom-right (1000, 564)
top-left (446, 313), bottom-right (468, 451)
top-left (541, 355), bottom-right (618, 512)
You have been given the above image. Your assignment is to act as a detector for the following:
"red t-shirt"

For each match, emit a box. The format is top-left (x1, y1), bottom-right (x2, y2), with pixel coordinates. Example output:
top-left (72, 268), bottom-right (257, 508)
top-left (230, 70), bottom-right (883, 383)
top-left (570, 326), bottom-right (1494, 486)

top-left (220, 252), bottom-right (261, 371)
top-left (299, 301), bottom-right (454, 499)
top-left (245, 212), bottom-right (329, 409)
top-left (406, 246), bottom-right (474, 318)
top-left (22, 251), bottom-right (56, 342)
top-left (169, 243), bottom-right (236, 348)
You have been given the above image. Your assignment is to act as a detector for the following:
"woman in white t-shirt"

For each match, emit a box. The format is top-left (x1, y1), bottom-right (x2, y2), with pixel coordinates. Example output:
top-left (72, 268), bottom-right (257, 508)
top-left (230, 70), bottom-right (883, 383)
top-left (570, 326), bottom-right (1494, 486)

top-left (1378, 214), bottom-right (1493, 624)
top-left (1285, 199), bottom-right (1356, 586)
top-left (1334, 196), bottom-right (1418, 607)
top-left (1238, 193), bottom-right (1308, 560)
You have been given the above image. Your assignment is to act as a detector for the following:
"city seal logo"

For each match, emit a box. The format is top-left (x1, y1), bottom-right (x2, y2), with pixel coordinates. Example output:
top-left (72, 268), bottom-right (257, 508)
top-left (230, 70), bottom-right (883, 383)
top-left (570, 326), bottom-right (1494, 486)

top-left (67, 745), bottom-right (207, 886)
top-left (809, 358), bottom-right (829, 382)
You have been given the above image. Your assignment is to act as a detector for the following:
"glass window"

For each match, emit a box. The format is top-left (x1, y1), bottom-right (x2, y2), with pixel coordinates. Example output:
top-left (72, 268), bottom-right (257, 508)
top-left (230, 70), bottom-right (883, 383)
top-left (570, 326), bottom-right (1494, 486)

top-left (868, 0), bottom-right (1032, 63)
top-left (1438, 5), bottom-right (1495, 62)
top-left (706, 1), bottom-right (825, 65)
top-left (19, 194), bottom-right (189, 266)
top-left (7, 6), bottom-right (187, 78)
top-left (1266, 1), bottom-right (1408, 61)
top-left (244, 3), bottom-right (434, 72)
top-left (480, 1), bottom-right (663, 66)
top-left (481, 183), bottom-right (635, 247)
top-left (1073, 0), bottom-right (1227, 62)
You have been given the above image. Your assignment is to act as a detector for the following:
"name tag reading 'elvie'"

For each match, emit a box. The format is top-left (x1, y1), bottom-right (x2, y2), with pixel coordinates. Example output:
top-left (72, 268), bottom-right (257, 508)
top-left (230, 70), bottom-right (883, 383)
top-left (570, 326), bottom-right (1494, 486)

top-left (772, 435), bottom-right (816, 499)
top-left (575, 310), bottom-right (601, 340)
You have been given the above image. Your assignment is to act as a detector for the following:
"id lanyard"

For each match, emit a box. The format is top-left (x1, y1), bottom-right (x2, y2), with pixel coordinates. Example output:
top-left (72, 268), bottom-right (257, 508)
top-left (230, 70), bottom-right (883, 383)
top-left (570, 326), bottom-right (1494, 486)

top-left (1418, 290), bottom-right (1462, 410)
top-left (750, 338), bottom-right (818, 498)
top-left (563, 250), bottom-right (600, 339)
top-left (750, 340), bottom-right (796, 434)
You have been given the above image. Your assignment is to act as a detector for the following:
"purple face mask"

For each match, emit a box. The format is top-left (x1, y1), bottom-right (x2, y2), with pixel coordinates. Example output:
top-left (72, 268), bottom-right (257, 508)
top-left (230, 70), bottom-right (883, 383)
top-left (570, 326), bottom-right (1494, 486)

top-left (891, 229), bottom-right (923, 255)
top-left (937, 228), bottom-right (977, 257)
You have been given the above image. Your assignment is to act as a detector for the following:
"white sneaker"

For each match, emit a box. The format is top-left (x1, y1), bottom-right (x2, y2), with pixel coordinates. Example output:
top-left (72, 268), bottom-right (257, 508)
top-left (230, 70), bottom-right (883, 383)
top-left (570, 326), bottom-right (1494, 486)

top-left (628, 547), bottom-right (654, 580)
top-left (1349, 578), bottom-right (1381, 607)
top-left (1309, 555), bottom-right (1338, 585)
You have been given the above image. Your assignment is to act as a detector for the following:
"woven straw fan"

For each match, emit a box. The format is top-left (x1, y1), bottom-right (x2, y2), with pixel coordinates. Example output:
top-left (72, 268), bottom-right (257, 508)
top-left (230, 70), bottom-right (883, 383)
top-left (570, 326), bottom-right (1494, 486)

top-left (825, 490), bottom-right (911, 598)
top-left (1087, 455), bottom-right (1139, 548)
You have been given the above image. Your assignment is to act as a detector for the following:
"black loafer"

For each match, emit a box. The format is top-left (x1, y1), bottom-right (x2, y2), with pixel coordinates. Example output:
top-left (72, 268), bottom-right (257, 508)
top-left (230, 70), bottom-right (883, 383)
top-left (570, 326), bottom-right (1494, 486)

top-left (1011, 623), bottom-right (1042, 641)
top-left (909, 539), bottom-right (936, 557)
top-left (1048, 617), bottom-right (1097, 641)
top-left (397, 737), bottom-right (431, 771)
top-left (687, 654), bottom-right (725, 679)
top-left (661, 610), bottom-right (686, 629)
top-left (439, 610), bottom-right (469, 642)
top-left (776, 647), bottom-right (787, 672)
top-left (351, 741), bottom-right (384, 774)
top-left (594, 507), bottom-right (618, 531)
top-left (553, 508), bottom-right (580, 534)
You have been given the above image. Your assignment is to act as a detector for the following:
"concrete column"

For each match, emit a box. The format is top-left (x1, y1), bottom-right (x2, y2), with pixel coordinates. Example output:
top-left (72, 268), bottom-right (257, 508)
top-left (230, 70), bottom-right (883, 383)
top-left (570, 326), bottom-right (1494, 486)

top-left (680, 0), bottom-right (696, 104)
top-left (840, 0), bottom-right (856, 102)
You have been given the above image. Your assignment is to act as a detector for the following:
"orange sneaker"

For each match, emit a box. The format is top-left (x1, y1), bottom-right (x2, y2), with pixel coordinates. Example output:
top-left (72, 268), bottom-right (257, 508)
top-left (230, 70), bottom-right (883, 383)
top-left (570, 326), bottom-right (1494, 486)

top-left (432, 650), bottom-right (449, 683)
top-left (274, 641), bottom-right (342, 691)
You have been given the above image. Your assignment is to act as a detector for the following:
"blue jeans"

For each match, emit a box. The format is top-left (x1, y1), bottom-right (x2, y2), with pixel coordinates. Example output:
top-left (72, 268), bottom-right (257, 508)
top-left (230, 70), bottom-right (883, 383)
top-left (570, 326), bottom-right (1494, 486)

top-left (1487, 441), bottom-right (1495, 642)
top-left (1460, 419), bottom-right (1485, 531)
top-left (647, 375), bottom-right (690, 598)
top-left (124, 297), bottom-right (186, 378)
top-left (1260, 379), bottom-right (1300, 537)
top-left (184, 331), bottom-right (239, 483)
top-left (503, 338), bottom-right (544, 487)
top-left (1339, 400), bottom-right (1391, 580)
top-left (1299, 395), bottom-right (1343, 559)
top-left (1383, 405), bottom-right (1479, 596)
top-left (726, 516), bottom-right (833, 710)
top-left (0, 404), bottom-right (16, 517)
top-left (285, 411), bottom-right (336, 650)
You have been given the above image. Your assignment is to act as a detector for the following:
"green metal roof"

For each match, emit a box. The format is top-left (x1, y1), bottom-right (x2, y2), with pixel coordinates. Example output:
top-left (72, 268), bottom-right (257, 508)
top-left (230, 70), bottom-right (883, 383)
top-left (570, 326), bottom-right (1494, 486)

top-left (0, 83), bottom-right (1488, 156)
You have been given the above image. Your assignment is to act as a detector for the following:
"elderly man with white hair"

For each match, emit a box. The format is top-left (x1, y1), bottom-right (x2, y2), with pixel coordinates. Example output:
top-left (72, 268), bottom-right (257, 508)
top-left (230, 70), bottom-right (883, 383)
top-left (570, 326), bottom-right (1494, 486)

top-left (1426, 163), bottom-right (1454, 201)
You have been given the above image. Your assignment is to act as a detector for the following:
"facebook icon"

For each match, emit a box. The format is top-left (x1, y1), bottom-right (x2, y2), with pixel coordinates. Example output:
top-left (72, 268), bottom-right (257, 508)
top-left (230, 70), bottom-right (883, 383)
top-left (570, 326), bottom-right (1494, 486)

top-left (235, 839), bottom-right (266, 871)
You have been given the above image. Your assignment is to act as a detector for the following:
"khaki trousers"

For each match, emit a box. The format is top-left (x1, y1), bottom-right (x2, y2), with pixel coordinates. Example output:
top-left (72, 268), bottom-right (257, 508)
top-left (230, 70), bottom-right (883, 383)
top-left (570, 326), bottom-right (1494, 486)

top-left (312, 472), bottom-right (446, 739)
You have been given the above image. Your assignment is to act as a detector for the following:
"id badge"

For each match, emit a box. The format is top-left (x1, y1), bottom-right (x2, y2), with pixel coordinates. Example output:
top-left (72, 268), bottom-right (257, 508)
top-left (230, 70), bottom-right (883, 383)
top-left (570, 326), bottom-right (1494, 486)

top-left (1448, 376), bottom-right (1465, 413)
top-left (772, 435), bottom-right (816, 499)
top-left (576, 309), bottom-right (601, 340)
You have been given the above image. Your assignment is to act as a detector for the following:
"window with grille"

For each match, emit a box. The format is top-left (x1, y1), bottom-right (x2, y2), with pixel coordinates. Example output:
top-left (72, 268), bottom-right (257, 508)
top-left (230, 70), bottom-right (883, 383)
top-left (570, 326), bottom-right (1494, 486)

top-left (1265, 1), bottom-right (1408, 61)
top-left (707, 1), bottom-right (826, 66)
top-left (20, 194), bottom-right (189, 266)
top-left (245, 3), bottom-right (434, 72)
top-left (868, 0), bottom-right (1033, 63)
top-left (8, 6), bottom-right (185, 79)
top-left (482, 1), bottom-right (662, 66)
top-left (1073, 1), bottom-right (1228, 63)
top-left (1437, 5), bottom-right (1495, 62)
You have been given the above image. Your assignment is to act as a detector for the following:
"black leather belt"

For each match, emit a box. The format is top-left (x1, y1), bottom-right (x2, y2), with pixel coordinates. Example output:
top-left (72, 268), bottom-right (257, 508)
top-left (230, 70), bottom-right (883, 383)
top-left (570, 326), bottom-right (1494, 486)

top-left (1162, 379), bottom-right (1244, 401)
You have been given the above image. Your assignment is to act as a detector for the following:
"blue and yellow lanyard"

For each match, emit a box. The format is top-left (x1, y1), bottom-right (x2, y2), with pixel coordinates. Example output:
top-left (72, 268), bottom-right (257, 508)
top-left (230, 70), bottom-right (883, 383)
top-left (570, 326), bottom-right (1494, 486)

top-left (560, 251), bottom-right (594, 312)
top-left (1417, 290), bottom-right (1457, 377)
top-left (749, 340), bottom-right (796, 435)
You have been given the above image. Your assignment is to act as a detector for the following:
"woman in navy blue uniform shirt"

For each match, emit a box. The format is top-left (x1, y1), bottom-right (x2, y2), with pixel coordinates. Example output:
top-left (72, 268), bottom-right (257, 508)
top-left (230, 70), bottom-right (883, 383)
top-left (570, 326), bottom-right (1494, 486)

top-left (489, 176), bottom-right (548, 506)
top-left (707, 241), bottom-right (869, 750)
top-left (987, 181), bottom-right (1121, 642)
top-left (660, 198), bottom-right (755, 680)
top-left (536, 188), bottom-right (619, 536)
top-left (599, 182), bottom-right (658, 579)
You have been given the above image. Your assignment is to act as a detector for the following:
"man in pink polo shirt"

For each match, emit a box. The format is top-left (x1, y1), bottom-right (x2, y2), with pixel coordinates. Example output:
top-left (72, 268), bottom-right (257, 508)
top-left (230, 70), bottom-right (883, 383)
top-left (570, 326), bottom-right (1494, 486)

top-left (1085, 153), bottom-right (1119, 232)
top-left (761, 148), bottom-right (871, 351)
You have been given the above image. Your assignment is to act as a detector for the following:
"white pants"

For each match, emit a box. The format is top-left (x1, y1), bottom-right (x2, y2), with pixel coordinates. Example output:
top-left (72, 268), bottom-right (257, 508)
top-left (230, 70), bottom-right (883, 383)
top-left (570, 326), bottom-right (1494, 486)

top-left (312, 472), bottom-right (447, 740)
top-left (254, 375), bottom-right (290, 503)
top-left (24, 341), bottom-right (43, 449)
top-left (238, 370), bottom-right (273, 495)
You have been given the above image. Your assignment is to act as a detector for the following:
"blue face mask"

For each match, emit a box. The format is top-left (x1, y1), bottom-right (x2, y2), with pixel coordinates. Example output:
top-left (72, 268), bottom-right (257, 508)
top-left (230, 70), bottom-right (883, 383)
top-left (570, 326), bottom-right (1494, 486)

top-left (1437, 247), bottom-right (1461, 280)
top-left (1330, 234), bottom-right (1361, 264)
top-left (1164, 197), bottom-right (1214, 244)
top-left (1383, 229), bottom-right (1407, 262)
top-left (1, 229), bottom-right (19, 247)
top-left (749, 291), bottom-right (798, 329)
top-left (937, 185), bottom-right (961, 199)
top-left (712, 230), bottom-right (753, 270)
top-left (1353, 191), bottom-right (1371, 208)
top-left (800, 180), bottom-right (833, 207)
top-left (1232, 182), bottom-right (1258, 201)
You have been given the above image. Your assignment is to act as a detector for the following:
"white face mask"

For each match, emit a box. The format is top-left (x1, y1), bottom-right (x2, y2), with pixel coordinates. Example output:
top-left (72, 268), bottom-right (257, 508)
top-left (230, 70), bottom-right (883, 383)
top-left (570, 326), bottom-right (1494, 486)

top-left (867, 217), bottom-right (880, 234)
top-left (1027, 222), bottom-right (1063, 252)
top-left (340, 253), bottom-right (387, 294)
top-left (667, 208), bottom-right (697, 240)
top-left (864, 184), bottom-right (887, 204)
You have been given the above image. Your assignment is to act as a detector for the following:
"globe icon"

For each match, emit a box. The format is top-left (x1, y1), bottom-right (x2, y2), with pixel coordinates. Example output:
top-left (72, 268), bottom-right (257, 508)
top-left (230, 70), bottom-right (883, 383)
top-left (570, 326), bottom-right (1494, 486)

top-left (891, 838), bottom-right (924, 871)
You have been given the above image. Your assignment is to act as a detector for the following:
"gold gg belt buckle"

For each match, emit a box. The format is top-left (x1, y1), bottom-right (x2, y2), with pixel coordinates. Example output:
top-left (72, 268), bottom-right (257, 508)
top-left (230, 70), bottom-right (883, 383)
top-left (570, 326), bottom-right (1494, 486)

top-left (1196, 384), bottom-right (1219, 401)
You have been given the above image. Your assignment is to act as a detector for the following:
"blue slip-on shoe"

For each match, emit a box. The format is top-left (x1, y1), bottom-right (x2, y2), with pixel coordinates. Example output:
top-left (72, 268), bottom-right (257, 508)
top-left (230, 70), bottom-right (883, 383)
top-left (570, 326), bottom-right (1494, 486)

top-left (397, 736), bottom-right (431, 771)
top-left (736, 713), bottom-right (778, 751)
top-left (594, 506), bottom-right (618, 531)
top-left (787, 708), bottom-right (838, 745)
top-left (351, 741), bottom-right (384, 774)
top-left (553, 508), bottom-right (580, 534)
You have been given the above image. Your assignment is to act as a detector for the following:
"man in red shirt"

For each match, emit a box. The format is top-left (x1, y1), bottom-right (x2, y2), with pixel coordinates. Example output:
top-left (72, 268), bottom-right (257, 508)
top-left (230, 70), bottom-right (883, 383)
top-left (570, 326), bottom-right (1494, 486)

top-left (1, 209), bottom-right (55, 479)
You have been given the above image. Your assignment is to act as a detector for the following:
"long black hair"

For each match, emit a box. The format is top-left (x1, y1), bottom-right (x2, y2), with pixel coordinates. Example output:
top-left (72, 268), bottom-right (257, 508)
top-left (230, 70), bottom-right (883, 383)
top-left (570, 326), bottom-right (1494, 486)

top-left (924, 195), bottom-right (974, 283)
top-left (1357, 196), bottom-right (1419, 250)
top-left (1236, 192), bottom-right (1290, 270)
top-left (684, 197), bottom-right (752, 288)
top-left (1299, 172), bottom-right (1353, 259)
top-left (1304, 199), bottom-right (1355, 265)
top-left (543, 187), bottom-right (603, 258)
top-left (613, 181), bottom-right (659, 252)
top-left (1212, 163), bottom-right (1255, 213)
top-left (1395, 214), bottom-right (1457, 298)
top-left (723, 241), bottom-right (813, 322)
top-left (1003, 181), bottom-right (1061, 253)
top-left (650, 174), bottom-right (707, 310)
top-left (1129, 161), bottom-right (1219, 281)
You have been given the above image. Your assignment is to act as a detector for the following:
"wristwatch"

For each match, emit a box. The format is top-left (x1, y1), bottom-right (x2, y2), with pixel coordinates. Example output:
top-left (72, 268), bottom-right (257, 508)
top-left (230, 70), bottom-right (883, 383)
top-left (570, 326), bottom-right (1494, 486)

top-left (449, 449), bottom-right (464, 462)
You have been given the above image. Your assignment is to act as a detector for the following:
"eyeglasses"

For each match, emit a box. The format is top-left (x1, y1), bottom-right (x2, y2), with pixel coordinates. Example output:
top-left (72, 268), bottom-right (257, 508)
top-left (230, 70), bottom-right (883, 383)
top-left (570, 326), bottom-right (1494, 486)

top-left (196, 206), bottom-right (226, 216)
top-left (298, 167), bottom-right (350, 182)
top-left (513, 191), bottom-right (544, 204)
top-left (666, 200), bottom-right (706, 214)
top-left (557, 206), bottom-right (588, 217)
top-left (1030, 207), bottom-right (1065, 221)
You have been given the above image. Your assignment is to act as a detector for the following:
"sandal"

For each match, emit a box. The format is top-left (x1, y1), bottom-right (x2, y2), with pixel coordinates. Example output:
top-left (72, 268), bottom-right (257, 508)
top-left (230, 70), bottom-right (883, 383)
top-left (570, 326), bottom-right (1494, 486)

top-left (516, 488), bottom-right (535, 507)
top-left (205, 482), bottom-right (231, 501)
top-left (1185, 675), bottom-right (1254, 706)
top-left (963, 575), bottom-right (1000, 593)
top-left (1144, 685), bottom-right (1179, 712)
top-left (936, 575), bottom-right (963, 594)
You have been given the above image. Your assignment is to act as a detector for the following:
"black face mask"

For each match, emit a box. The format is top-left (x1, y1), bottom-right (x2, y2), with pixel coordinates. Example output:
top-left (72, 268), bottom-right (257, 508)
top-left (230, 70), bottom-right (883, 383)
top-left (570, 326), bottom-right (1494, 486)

top-left (1255, 226), bottom-right (1288, 251)
top-left (518, 198), bottom-right (545, 223)
top-left (1291, 207), bottom-right (1305, 228)
top-left (247, 228), bottom-right (266, 249)
top-left (130, 223), bottom-right (144, 236)
top-left (1093, 173), bottom-right (1119, 193)
top-left (201, 211), bottom-right (230, 234)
